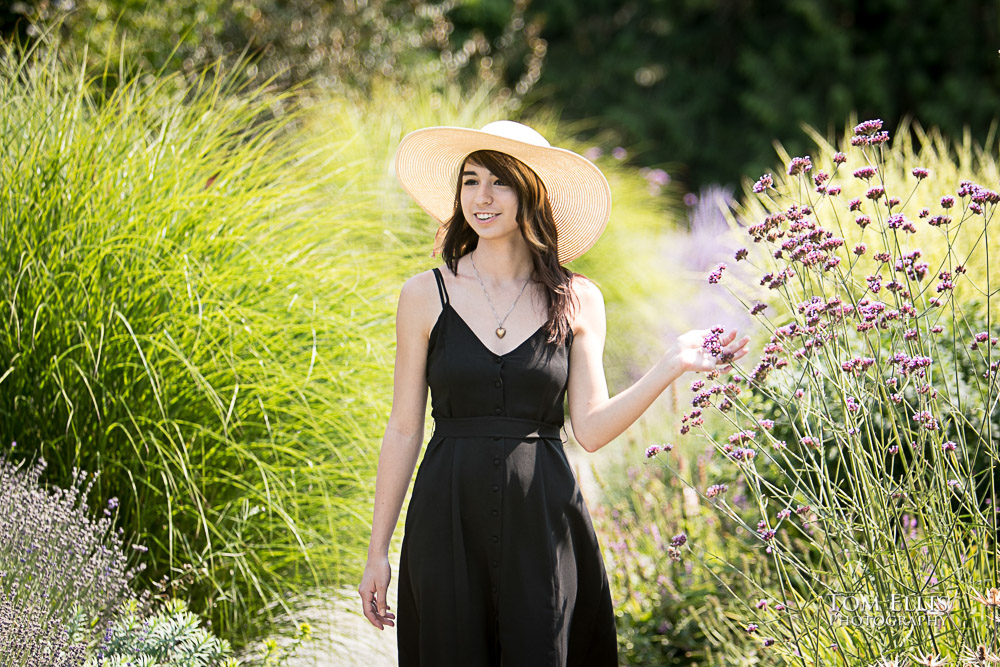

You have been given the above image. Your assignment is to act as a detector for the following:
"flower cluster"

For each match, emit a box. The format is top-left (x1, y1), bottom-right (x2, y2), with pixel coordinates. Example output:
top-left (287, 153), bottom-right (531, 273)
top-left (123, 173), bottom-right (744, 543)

top-left (0, 452), bottom-right (147, 663)
top-left (685, 118), bottom-right (1000, 661)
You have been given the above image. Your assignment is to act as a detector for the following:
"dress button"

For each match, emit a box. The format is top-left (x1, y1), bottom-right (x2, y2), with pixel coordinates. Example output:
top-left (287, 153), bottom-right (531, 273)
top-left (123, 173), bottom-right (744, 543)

top-left (491, 535), bottom-right (499, 543)
top-left (492, 560), bottom-right (499, 568)
top-left (492, 484), bottom-right (499, 493)
top-left (494, 356), bottom-right (501, 364)
top-left (494, 407), bottom-right (502, 415)
top-left (494, 380), bottom-right (501, 388)
top-left (493, 458), bottom-right (501, 466)
top-left (491, 509), bottom-right (498, 517)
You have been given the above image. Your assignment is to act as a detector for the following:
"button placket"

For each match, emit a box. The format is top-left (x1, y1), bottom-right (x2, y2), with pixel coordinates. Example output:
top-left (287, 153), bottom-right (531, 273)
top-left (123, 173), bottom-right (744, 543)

top-left (488, 356), bottom-right (505, 608)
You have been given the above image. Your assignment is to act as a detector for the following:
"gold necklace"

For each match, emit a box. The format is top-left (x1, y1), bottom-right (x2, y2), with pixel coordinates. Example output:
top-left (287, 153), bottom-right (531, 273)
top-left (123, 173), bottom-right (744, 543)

top-left (469, 251), bottom-right (532, 339)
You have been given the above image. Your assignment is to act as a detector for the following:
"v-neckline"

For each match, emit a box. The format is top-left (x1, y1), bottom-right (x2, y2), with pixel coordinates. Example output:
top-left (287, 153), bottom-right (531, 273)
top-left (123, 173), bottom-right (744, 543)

top-left (445, 303), bottom-right (545, 358)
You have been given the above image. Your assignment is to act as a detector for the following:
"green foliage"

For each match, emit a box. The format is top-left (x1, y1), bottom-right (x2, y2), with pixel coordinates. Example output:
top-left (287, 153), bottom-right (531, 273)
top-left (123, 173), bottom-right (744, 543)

top-left (90, 599), bottom-right (238, 667)
top-left (594, 450), bottom-right (771, 665)
top-left (0, 39), bottom-right (399, 642)
top-left (454, 0), bottom-right (1000, 188)
top-left (9, 0), bottom-right (443, 93)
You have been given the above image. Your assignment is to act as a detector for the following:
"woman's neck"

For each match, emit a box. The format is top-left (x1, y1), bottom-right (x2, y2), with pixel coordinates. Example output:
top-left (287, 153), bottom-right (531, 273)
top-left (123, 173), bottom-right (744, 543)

top-left (467, 240), bottom-right (534, 284)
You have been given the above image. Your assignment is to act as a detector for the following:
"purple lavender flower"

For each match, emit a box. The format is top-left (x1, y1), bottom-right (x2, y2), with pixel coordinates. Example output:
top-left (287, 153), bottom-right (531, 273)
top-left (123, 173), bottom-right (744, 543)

top-left (853, 166), bottom-right (877, 180)
top-left (584, 147), bottom-right (603, 161)
top-left (611, 146), bottom-right (627, 160)
top-left (833, 152), bottom-right (847, 164)
top-left (747, 623), bottom-right (759, 633)
top-left (670, 533), bottom-right (687, 547)
top-left (912, 167), bottom-right (929, 179)
top-left (866, 186), bottom-right (885, 200)
top-left (941, 195), bottom-right (955, 208)
top-left (645, 444), bottom-right (663, 458)
top-left (855, 214), bottom-right (871, 228)
top-left (942, 440), bottom-right (957, 453)
top-left (750, 303), bottom-right (767, 315)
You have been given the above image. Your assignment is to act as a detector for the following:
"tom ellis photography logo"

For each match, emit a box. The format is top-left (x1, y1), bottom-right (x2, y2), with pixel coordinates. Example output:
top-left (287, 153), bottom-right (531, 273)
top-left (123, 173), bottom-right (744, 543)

top-left (826, 593), bottom-right (956, 628)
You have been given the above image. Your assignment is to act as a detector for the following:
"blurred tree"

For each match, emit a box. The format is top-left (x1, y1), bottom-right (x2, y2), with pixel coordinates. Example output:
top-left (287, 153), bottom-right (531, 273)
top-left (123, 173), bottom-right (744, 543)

top-left (8, 0), bottom-right (1000, 191)
top-left (5, 0), bottom-right (445, 91)
top-left (4, 0), bottom-right (543, 108)
top-left (451, 0), bottom-right (1000, 190)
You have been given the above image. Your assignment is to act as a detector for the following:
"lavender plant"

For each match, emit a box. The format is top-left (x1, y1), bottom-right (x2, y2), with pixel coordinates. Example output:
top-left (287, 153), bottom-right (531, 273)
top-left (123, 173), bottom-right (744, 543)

top-left (0, 449), bottom-right (145, 666)
top-left (653, 120), bottom-right (1000, 663)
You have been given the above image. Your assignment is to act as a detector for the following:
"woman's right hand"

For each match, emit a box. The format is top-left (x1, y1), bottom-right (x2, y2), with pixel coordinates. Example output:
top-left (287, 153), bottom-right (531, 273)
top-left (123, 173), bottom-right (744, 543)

top-left (358, 555), bottom-right (395, 630)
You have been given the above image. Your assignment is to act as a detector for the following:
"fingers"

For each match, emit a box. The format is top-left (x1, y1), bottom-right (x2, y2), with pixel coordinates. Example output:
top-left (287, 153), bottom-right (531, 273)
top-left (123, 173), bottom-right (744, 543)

top-left (360, 586), bottom-right (383, 629)
top-left (376, 580), bottom-right (391, 619)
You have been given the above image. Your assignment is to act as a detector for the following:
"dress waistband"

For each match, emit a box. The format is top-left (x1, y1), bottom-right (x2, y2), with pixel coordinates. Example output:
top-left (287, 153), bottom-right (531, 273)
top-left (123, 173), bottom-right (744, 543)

top-left (432, 416), bottom-right (562, 440)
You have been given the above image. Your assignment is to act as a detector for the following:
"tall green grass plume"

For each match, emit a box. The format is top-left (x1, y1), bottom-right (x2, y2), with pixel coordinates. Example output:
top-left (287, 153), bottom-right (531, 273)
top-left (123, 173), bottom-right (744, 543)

top-left (0, 40), bottom-right (399, 642)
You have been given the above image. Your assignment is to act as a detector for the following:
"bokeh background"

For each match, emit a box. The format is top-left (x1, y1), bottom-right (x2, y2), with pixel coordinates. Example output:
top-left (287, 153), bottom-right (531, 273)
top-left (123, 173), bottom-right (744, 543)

top-left (2, 1), bottom-right (999, 664)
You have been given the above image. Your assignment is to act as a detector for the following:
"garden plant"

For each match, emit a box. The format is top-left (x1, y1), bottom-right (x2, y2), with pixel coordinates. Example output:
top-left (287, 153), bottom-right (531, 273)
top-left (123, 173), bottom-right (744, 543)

top-left (647, 118), bottom-right (1000, 664)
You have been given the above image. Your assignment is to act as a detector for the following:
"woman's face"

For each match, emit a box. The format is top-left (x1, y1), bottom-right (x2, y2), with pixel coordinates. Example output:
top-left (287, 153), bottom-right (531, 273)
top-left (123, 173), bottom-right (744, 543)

top-left (460, 160), bottom-right (521, 244)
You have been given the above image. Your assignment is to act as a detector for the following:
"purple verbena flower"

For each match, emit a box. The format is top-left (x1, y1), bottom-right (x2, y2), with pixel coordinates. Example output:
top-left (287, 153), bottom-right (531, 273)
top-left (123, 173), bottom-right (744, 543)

top-left (787, 156), bottom-right (812, 176)
top-left (753, 174), bottom-right (773, 193)
top-left (854, 119), bottom-right (883, 136)
top-left (853, 166), bottom-right (877, 180)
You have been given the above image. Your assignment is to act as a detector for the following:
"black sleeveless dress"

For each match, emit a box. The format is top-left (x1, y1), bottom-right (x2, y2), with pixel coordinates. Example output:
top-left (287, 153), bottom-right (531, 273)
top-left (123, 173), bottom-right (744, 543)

top-left (396, 267), bottom-right (618, 666)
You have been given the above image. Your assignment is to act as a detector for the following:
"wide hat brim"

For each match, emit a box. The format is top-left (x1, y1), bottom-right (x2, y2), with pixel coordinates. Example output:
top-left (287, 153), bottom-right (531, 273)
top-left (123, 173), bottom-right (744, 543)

top-left (393, 124), bottom-right (612, 264)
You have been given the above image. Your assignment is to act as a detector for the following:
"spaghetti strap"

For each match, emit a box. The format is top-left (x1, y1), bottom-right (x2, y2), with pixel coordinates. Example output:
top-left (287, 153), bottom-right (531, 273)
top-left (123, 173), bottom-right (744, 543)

top-left (432, 267), bottom-right (450, 306)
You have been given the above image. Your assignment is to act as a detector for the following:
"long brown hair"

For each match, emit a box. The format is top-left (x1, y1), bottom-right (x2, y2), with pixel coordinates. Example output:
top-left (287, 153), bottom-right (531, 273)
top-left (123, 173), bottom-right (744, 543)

top-left (440, 150), bottom-right (578, 345)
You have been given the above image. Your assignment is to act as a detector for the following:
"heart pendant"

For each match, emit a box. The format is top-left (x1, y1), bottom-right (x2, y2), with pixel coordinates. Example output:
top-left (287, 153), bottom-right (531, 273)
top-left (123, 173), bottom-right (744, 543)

top-left (496, 327), bottom-right (506, 338)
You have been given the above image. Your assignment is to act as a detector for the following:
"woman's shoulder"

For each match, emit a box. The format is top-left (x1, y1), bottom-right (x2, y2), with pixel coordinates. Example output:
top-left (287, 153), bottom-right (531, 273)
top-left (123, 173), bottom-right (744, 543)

top-left (568, 272), bottom-right (605, 335)
top-left (397, 268), bottom-right (449, 339)
top-left (569, 272), bottom-right (604, 303)
top-left (399, 267), bottom-right (446, 305)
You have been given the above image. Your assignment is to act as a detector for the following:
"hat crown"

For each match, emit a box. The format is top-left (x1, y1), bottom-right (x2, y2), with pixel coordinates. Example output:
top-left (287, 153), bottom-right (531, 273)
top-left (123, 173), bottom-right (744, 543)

top-left (479, 121), bottom-right (551, 148)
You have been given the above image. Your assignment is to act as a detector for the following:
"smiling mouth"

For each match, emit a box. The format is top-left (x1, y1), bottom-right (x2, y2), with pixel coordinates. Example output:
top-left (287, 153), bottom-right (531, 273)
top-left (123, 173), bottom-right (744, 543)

top-left (474, 213), bottom-right (498, 221)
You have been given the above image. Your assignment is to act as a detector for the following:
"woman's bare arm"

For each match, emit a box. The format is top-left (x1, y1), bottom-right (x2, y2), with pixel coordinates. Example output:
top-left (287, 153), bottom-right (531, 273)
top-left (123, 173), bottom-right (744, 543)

top-left (566, 276), bottom-right (750, 453)
top-left (358, 271), bottom-right (436, 629)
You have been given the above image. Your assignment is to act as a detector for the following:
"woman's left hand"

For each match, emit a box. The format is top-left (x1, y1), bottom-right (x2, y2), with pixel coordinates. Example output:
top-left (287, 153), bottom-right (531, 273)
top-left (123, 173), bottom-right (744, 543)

top-left (672, 327), bottom-right (751, 374)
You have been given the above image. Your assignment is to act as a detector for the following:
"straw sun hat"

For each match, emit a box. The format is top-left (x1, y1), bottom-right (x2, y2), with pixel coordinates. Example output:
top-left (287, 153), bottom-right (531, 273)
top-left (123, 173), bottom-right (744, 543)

top-left (393, 120), bottom-right (612, 264)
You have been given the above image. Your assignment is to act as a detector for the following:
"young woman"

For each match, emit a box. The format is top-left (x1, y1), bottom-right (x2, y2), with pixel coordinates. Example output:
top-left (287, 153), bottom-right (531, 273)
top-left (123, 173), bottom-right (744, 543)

top-left (359, 121), bottom-right (751, 666)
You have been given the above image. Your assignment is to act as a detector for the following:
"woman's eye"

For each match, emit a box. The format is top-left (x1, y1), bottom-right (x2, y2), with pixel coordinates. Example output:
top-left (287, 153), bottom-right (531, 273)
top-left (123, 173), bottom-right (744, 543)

top-left (494, 179), bottom-right (507, 186)
top-left (463, 179), bottom-right (478, 186)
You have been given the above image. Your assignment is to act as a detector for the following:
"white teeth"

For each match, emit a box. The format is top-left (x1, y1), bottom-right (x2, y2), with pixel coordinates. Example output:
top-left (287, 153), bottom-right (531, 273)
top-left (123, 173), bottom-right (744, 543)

top-left (475, 213), bottom-right (495, 220)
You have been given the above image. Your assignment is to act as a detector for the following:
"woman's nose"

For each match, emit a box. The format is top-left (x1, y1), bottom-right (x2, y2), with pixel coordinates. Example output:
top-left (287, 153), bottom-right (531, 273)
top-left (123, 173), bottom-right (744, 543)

top-left (475, 183), bottom-right (493, 204)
